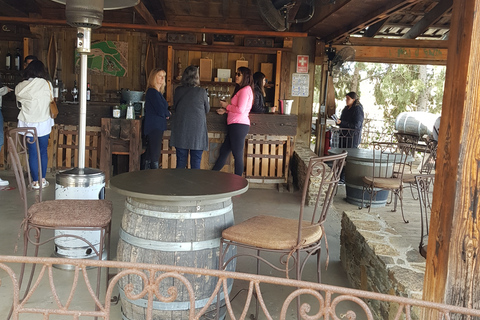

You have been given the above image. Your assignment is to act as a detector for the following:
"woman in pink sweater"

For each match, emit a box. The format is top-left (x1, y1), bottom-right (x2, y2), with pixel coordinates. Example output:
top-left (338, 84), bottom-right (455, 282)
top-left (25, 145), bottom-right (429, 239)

top-left (212, 67), bottom-right (253, 176)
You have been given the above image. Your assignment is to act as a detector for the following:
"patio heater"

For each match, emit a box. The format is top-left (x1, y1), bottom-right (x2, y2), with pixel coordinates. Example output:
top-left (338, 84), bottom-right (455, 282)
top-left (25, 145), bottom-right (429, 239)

top-left (50, 0), bottom-right (139, 267)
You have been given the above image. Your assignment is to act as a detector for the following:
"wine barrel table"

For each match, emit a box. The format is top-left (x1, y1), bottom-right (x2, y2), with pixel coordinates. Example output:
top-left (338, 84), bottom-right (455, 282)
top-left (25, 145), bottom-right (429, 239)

top-left (329, 148), bottom-right (391, 207)
top-left (111, 169), bottom-right (248, 320)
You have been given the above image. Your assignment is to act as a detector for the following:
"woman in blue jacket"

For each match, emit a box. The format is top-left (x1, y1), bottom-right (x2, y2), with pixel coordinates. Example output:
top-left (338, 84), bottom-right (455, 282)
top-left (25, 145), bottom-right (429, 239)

top-left (143, 68), bottom-right (170, 169)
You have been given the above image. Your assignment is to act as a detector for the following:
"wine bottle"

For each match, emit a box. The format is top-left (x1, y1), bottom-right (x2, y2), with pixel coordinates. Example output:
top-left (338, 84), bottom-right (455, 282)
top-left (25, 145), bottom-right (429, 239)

top-left (5, 51), bottom-right (11, 70)
top-left (53, 78), bottom-right (59, 101)
top-left (86, 83), bottom-right (91, 101)
top-left (14, 48), bottom-right (21, 71)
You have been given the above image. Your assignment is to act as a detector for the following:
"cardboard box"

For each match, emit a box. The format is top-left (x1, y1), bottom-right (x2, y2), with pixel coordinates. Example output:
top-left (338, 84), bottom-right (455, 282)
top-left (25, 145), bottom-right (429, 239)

top-left (261, 63), bottom-right (273, 83)
top-left (199, 58), bottom-right (212, 81)
top-left (236, 60), bottom-right (249, 71)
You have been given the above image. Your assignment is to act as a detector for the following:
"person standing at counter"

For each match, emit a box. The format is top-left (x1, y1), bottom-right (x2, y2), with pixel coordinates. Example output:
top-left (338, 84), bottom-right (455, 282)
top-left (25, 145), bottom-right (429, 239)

top-left (15, 60), bottom-right (54, 189)
top-left (0, 78), bottom-right (13, 186)
top-left (170, 66), bottom-right (210, 169)
top-left (212, 67), bottom-right (253, 176)
top-left (336, 91), bottom-right (364, 148)
top-left (251, 72), bottom-right (266, 114)
top-left (143, 68), bottom-right (170, 170)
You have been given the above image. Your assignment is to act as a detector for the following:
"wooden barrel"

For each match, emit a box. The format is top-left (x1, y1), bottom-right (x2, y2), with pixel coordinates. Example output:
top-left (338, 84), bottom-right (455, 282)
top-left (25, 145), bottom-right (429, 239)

top-left (117, 196), bottom-right (236, 320)
top-left (345, 158), bottom-right (391, 207)
top-left (395, 112), bottom-right (440, 137)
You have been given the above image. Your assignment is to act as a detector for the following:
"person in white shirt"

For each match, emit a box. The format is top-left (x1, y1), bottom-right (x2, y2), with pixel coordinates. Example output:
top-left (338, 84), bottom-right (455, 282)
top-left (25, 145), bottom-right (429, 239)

top-left (15, 60), bottom-right (54, 189)
top-left (0, 78), bottom-right (13, 186)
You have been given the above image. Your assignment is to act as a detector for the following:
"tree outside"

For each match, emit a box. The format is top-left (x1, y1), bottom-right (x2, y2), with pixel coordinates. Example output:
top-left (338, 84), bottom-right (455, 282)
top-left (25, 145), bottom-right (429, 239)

top-left (313, 62), bottom-right (446, 148)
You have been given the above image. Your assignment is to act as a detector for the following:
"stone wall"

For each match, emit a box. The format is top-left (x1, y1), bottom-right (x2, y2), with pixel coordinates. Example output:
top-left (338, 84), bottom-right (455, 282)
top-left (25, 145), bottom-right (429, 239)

top-left (292, 142), bottom-right (324, 206)
top-left (341, 210), bottom-right (426, 320)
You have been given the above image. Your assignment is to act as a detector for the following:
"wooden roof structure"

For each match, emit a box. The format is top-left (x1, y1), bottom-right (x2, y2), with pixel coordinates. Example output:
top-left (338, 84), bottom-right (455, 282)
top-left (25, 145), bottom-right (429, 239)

top-left (1, 0), bottom-right (480, 317)
top-left (0, 0), bottom-right (451, 43)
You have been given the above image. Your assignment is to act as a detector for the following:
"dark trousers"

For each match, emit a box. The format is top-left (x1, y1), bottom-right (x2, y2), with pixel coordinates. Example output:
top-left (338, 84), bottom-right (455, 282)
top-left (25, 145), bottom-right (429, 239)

top-left (145, 130), bottom-right (164, 163)
top-left (176, 148), bottom-right (203, 169)
top-left (212, 123), bottom-right (249, 176)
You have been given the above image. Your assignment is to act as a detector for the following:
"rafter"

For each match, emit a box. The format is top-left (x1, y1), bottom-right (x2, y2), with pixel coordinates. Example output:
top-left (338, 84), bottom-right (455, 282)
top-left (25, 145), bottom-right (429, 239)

top-left (364, 18), bottom-right (388, 37)
top-left (402, 0), bottom-right (452, 39)
top-left (323, 0), bottom-right (422, 43)
top-left (134, 1), bottom-right (157, 25)
top-left (0, 0), bottom-right (28, 17)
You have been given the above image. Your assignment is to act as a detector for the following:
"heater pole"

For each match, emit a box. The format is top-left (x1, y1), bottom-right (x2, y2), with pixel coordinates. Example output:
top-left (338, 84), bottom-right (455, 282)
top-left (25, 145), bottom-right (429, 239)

top-left (76, 26), bottom-right (91, 170)
top-left (78, 52), bottom-right (87, 169)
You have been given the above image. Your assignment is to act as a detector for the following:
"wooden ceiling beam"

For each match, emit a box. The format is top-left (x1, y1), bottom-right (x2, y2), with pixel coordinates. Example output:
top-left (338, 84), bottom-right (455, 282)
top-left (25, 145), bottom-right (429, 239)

top-left (333, 36), bottom-right (448, 48)
top-left (134, 1), bottom-right (157, 26)
top-left (302, 0), bottom-right (354, 31)
top-left (0, 16), bottom-right (308, 37)
top-left (332, 43), bottom-right (447, 65)
top-left (323, 0), bottom-right (422, 43)
top-left (402, 0), bottom-right (452, 39)
top-left (0, 0), bottom-right (29, 17)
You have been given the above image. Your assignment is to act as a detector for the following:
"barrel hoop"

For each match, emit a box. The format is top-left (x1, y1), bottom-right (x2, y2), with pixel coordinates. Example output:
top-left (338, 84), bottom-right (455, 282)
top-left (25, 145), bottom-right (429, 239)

top-left (125, 201), bottom-right (233, 220)
top-left (118, 283), bottom-right (232, 311)
top-left (119, 228), bottom-right (220, 251)
top-left (128, 196), bottom-right (232, 208)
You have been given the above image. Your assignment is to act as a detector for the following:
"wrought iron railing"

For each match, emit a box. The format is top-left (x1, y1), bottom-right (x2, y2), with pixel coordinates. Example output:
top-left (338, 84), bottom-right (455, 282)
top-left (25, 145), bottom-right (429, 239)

top-left (2, 255), bottom-right (480, 320)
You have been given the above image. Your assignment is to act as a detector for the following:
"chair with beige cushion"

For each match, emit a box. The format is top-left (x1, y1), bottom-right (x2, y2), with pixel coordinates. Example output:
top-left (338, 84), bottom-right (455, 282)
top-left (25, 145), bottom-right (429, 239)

top-left (7, 136), bottom-right (113, 317)
top-left (217, 152), bottom-right (346, 318)
top-left (360, 142), bottom-right (415, 223)
top-left (218, 152), bottom-right (346, 311)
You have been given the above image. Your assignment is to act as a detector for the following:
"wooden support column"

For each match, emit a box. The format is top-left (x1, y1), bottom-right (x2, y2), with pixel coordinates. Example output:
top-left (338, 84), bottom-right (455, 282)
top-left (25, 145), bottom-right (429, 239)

top-left (422, 0), bottom-right (480, 317)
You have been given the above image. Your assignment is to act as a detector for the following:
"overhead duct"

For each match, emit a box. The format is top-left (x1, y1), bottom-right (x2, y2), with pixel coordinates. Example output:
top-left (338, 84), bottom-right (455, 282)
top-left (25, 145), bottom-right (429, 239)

top-left (256, 0), bottom-right (288, 31)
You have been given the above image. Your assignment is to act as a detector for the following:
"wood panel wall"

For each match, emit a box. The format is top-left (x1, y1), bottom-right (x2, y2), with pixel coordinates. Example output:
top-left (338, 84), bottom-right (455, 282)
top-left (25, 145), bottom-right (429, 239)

top-left (26, 26), bottom-right (150, 103)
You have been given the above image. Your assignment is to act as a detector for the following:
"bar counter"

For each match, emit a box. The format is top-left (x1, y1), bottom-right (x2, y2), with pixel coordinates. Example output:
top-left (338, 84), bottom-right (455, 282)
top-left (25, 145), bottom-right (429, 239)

top-left (2, 100), bottom-right (297, 136)
top-left (2, 100), bottom-right (297, 184)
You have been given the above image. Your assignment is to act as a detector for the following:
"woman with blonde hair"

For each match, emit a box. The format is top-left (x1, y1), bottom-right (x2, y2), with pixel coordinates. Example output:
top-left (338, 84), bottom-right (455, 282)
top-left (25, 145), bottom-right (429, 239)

top-left (143, 68), bottom-right (170, 169)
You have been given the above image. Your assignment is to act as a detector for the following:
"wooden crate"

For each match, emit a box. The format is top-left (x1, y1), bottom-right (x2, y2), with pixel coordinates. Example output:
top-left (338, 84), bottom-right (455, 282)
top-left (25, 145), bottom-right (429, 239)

top-left (56, 125), bottom-right (101, 170)
top-left (245, 134), bottom-right (291, 183)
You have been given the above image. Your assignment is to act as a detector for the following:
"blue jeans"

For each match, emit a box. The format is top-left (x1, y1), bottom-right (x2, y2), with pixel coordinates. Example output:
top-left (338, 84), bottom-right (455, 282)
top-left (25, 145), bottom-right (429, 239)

top-left (27, 135), bottom-right (49, 182)
top-left (176, 148), bottom-right (203, 169)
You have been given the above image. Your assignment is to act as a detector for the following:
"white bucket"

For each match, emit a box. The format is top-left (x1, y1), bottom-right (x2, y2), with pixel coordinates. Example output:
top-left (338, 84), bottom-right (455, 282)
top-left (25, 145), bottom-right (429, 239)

top-left (283, 99), bottom-right (293, 115)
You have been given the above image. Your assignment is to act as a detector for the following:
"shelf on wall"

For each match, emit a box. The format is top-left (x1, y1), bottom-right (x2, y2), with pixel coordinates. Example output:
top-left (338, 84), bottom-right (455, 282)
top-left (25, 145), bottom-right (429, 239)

top-left (160, 43), bottom-right (289, 54)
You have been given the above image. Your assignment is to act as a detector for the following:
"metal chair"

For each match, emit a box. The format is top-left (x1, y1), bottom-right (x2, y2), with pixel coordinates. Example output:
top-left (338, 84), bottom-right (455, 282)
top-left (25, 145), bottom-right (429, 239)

top-left (360, 142), bottom-right (415, 223)
top-left (330, 127), bottom-right (362, 148)
top-left (6, 136), bottom-right (113, 317)
top-left (9, 127), bottom-right (43, 193)
top-left (217, 152), bottom-right (347, 319)
top-left (415, 174), bottom-right (435, 258)
top-left (402, 139), bottom-right (438, 199)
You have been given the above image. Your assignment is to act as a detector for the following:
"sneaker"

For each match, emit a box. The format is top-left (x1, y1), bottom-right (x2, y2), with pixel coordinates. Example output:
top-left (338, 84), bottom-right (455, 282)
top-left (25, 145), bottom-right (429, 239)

top-left (0, 178), bottom-right (9, 186)
top-left (338, 180), bottom-right (345, 186)
top-left (42, 179), bottom-right (49, 188)
top-left (32, 181), bottom-right (40, 189)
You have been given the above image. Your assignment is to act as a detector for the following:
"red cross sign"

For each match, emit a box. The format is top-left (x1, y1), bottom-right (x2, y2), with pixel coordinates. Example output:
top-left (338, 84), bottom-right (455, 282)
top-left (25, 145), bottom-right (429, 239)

top-left (296, 55), bottom-right (309, 73)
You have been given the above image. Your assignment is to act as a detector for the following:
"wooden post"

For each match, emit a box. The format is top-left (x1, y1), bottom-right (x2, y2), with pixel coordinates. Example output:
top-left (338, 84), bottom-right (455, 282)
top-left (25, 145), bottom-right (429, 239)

top-left (422, 0), bottom-right (480, 317)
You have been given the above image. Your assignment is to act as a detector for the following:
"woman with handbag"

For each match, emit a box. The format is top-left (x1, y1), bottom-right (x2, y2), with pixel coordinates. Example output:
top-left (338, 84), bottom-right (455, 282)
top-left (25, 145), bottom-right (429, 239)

top-left (15, 60), bottom-right (54, 189)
